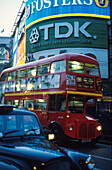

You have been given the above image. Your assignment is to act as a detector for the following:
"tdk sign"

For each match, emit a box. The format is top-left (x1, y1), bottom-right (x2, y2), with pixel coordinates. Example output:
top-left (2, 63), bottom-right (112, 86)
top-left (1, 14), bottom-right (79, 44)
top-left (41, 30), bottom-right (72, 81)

top-left (29, 22), bottom-right (93, 44)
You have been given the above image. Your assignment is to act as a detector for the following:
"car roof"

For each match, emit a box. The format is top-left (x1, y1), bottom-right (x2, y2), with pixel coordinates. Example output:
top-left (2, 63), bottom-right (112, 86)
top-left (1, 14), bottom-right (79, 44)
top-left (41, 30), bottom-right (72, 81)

top-left (0, 105), bottom-right (36, 116)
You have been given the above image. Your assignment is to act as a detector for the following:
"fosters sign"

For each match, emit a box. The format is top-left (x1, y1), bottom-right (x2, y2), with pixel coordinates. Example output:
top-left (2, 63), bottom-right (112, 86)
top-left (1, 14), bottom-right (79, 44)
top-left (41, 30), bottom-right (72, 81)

top-left (25, 0), bottom-right (110, 28)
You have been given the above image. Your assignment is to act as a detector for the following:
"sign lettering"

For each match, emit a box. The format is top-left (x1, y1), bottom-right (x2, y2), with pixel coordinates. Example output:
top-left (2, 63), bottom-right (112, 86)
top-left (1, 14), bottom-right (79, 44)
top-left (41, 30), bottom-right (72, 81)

top-left (30, 21), bottom-right (92, 43)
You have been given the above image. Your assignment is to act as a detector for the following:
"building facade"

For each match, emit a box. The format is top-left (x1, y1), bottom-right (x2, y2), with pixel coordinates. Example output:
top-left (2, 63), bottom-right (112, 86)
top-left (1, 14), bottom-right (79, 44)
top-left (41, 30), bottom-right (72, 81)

top-left (0, 37), bottom-right (11, 75)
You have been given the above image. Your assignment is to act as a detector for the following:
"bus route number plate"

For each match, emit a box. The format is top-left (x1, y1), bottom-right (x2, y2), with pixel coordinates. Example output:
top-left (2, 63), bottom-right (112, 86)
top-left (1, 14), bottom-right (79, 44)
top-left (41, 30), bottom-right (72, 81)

top-left (66, 75), bottom-right (75, 86)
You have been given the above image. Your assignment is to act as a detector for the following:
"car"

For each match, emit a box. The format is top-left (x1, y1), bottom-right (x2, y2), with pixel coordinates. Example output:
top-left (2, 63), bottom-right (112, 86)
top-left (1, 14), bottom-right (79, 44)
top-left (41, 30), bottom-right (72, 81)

top-left (0, 105), bottom-right (95, 170)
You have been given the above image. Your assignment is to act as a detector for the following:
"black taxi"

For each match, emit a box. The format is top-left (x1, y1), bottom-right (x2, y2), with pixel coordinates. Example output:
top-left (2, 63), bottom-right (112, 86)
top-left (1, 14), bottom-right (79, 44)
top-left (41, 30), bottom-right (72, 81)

top-left (0, 105), bottom-right (95, 170)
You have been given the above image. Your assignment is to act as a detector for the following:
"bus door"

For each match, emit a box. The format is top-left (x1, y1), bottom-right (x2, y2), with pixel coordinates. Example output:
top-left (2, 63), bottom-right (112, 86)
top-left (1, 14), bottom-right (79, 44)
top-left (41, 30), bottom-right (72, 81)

top-left (66, 94), bottom-right (85, 138)
top-left (34, 99), bottom-right (48, 126)
top-left (48, 94), bottom-right (66, 129)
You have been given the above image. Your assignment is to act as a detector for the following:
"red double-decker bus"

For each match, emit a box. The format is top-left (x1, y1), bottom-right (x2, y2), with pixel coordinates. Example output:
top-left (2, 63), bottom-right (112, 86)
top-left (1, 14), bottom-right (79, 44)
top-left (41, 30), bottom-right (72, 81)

top-left (0, 53), bottom-right (102, 143)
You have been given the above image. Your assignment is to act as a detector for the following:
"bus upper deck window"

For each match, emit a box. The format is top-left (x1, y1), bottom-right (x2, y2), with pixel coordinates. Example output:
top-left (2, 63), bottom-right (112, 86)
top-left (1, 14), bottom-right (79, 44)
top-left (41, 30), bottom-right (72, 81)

top-left (38, 64), bottom-right (50, 75)
top-left (68, 61), bottom-right (84, 73)
top-left (26, 67), bottom-right (37, 78)
top-left (17, 69), bottom-right (26, 79)
top-left (51, 60), bottom-right (66, 73)
top-left (8, 71), bottom-right (16, 81)
top-left (85, 63), bottom-right (99, 76)
top-left (1, 73), bottom-right (7, 82)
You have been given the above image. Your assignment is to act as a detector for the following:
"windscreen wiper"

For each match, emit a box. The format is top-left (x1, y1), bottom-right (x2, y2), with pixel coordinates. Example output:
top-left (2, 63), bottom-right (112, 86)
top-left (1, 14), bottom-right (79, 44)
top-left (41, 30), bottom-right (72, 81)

top-left (21, 128), bottom-right (40, 139)
top-left (0, 130), bottom-right (20, 140)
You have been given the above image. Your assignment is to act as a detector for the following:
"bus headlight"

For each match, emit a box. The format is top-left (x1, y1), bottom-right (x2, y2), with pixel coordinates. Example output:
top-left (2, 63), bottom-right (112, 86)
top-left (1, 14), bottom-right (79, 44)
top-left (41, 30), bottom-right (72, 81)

top-left (69, 126), bottom-right (73, 131)
top-left (86, 156), bottom-right (95, 169)
top-left (96, 125), bottom-right (102, 131)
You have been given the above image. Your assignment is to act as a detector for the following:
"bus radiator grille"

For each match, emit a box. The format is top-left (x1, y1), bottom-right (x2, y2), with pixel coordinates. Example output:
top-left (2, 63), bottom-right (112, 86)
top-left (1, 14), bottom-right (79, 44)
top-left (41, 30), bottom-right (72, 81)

top-left (79, 124), bottom-right (95, 138)
top-left (79, 124), bottom-right (87, 138)
top-left (88, 124), bottom-right (95, 138)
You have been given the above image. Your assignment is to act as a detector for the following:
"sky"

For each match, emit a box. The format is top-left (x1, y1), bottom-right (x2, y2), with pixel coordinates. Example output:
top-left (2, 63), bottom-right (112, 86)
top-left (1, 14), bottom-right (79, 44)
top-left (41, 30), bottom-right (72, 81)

top-left (0, 0), bottom-right (24, 37)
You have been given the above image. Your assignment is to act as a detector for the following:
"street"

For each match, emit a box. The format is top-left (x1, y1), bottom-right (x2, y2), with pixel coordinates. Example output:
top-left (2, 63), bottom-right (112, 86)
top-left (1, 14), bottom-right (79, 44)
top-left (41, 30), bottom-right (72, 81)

top-left (61, 141), bottom-right (112, 170)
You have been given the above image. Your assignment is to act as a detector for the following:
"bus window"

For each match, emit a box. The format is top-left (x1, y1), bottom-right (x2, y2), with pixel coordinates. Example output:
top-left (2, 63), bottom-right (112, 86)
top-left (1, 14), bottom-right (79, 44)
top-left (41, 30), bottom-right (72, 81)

top-left (24, 100), bottom-right (34, 110)
top-left (49, 95), bottom-right (56, 112)
top-left (1, 73), bottom-right (7, 82)
top-left (17, 69), bottom-right (26, 79)
top-left (68, 95), bottom-right (84, 114)
top-left (14, 100), bottom-right (23, 108)
top-left (20, 79), bottom-right (26, 91)
top-left (6, 100), bottom-right (13, 105)
top-left (85, 63), bottom-right (99, 76)
top-left (68, 61), bottom-right (84, 73)
top-left (38, 64), bottom-right (50, 75)
top-left (8, 81), bottom-right (15, 92)
top-left (35, 99), bottom-right (47, 111)
top-left (8, 71), bottom-right (16, 81)
top-left (51, 60), bottom-right (66, 73)
top-left (15, 81), bottom-right (21, 91)
top-left (56, 95), bottom-right (66, 112)
top-left (26, 66), bottom-right (37, 78)
top-left (26, 78), bottom-right (35, 90)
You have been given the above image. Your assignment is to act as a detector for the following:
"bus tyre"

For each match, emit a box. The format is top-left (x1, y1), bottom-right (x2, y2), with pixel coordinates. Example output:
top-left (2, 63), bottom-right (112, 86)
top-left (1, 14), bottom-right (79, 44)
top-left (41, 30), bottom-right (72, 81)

top-left (49, 124), bottom-right (67, 146)
top-left (90, 138), bottom-right (98, 146)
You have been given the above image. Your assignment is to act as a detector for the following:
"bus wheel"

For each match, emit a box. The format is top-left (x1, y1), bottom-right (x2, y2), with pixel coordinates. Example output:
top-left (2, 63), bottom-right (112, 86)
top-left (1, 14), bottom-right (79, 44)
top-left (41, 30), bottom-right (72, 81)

top-left (49, 124), bottom-right (67, 146)
top-left (90, 138), bottom-right (98, 146)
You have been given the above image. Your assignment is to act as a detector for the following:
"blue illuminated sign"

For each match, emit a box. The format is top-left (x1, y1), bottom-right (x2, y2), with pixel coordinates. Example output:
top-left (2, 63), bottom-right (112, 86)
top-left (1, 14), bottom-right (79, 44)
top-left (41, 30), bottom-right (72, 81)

top-left (25, 0), bottom-right (110, 29)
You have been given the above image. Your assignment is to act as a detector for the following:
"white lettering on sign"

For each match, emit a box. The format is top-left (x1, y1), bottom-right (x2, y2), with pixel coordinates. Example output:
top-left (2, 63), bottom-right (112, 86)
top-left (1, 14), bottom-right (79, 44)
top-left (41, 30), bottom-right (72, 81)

top-left (74, 22), bottom-right (92, 37)
top-left (26, 0), bottom-right (108, 20)
top-left (30, 0), bottom-right (93, 13)
top-left (39, 24), bottom-right (54, 40)
top-left (55, 22), bottom-right (73, 38)
top-left (29, 21), bottom-right (93, 43)
top-left (25, 0), bottom-right (93, 18)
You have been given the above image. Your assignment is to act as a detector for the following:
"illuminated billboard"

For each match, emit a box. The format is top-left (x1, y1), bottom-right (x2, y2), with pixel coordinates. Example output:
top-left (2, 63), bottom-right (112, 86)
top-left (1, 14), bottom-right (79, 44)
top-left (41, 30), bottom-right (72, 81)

top-left (17, 36), bottom-right (25, 66)
top-left (13, 13), bottom-right (25, 66)
top-left (26, 18), bottom-right (108, 78)
top-left (26, 18), bottom-right (108, 53)
top-left (25, 0), bottom-right (110, 29)
top-left (0, 47), bottom-right (9, 64)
